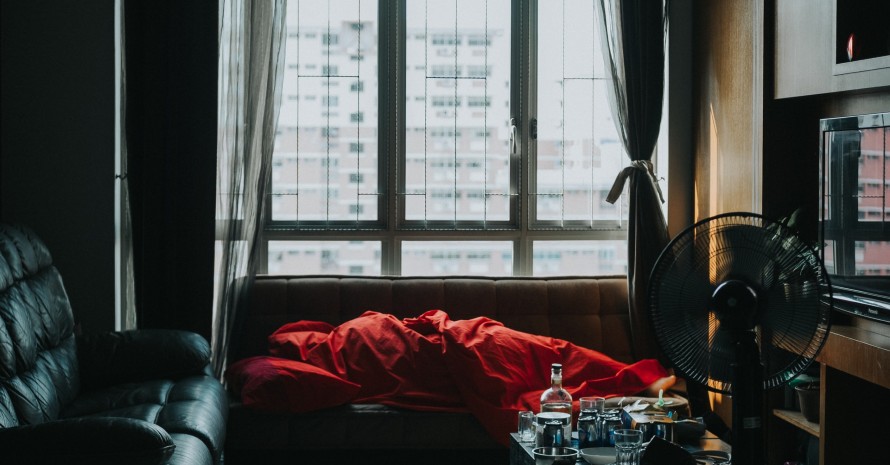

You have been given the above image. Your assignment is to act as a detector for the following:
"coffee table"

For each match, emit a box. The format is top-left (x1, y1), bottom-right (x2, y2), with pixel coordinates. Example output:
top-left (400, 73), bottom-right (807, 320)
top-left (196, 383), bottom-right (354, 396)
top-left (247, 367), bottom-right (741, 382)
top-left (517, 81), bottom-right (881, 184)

top-left (508, 430), bottom-right (730, 465)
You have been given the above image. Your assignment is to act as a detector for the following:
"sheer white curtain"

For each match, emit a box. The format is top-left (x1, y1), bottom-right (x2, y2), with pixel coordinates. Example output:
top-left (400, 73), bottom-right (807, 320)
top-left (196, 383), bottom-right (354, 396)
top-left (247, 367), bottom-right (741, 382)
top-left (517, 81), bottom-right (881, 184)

top-left (213, 0), bottom-right (287, 378)
top-left (596, 0), bottom-right (669, 361)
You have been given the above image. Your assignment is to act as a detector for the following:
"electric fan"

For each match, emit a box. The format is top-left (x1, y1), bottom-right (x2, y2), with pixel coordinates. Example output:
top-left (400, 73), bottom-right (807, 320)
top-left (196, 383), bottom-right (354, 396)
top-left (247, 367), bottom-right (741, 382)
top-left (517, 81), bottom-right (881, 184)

top-left (648, 212), bottom-right (832, 465)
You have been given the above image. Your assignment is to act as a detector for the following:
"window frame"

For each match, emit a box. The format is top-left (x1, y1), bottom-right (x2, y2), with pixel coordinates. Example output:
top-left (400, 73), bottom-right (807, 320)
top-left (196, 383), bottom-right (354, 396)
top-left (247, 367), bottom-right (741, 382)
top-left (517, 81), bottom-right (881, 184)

top-left (261, 0), bottom-right (634, 276)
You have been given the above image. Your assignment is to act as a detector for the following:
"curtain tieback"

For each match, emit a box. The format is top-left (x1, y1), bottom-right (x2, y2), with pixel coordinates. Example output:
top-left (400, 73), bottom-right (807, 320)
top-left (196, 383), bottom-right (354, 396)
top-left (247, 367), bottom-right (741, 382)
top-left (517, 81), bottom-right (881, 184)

top-left (605, 160), bottom-right (666, 204)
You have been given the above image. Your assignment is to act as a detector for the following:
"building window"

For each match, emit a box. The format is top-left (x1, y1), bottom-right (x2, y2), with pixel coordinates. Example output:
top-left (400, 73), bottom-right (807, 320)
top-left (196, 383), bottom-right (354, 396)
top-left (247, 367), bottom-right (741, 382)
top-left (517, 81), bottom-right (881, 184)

top-left (467, 96), bottom-right (491, 107)
top-left (322, 33), bottom-right (338, 46)
top-left (267, 0), bottom-right (665, 276)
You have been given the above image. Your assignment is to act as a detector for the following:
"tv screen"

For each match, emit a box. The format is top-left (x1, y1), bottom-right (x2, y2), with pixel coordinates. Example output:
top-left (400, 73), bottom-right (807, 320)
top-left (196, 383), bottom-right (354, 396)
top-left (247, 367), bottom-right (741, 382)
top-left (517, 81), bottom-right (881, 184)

top-left (819, 112), bottom-right (890, 321)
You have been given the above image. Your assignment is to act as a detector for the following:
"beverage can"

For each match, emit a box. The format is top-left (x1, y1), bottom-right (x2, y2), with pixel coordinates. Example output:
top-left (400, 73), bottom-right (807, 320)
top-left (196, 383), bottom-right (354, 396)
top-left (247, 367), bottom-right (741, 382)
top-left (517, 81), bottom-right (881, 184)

top-left (538, 420), bottom-right (565, 447)
top-left (577, 414), bottom-right (598, 448)
top-left (600, 415), bottom-right (622, 446)
top-left (535, 412), bottom-right (571, 447)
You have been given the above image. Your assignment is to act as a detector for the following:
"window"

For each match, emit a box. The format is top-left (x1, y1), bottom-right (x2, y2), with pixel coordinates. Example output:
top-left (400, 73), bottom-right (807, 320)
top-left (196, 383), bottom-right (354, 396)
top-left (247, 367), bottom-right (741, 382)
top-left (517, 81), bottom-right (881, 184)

top-left (820, 120), bottom-right (890, 277)
top-left (267, 0), bottom-right (665, 276)
top-left (322, 33), bottom-right (338, 46)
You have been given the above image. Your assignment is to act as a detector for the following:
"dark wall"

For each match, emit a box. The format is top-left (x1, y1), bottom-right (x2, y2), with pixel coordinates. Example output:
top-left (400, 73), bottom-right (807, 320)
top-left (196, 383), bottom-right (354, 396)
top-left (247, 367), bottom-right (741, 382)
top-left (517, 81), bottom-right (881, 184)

top-left (125, 0), bottom-right (218, 339)
top-left (1, 0), bottom-right (115, 333)
top-left (1, 0), bottom-right (218, 338)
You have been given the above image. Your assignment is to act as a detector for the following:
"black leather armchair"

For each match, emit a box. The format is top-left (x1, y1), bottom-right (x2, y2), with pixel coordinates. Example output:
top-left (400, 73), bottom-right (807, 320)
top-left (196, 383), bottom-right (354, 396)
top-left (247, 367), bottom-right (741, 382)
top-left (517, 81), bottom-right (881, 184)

top-left (0, 224), bottom-right (227, 464)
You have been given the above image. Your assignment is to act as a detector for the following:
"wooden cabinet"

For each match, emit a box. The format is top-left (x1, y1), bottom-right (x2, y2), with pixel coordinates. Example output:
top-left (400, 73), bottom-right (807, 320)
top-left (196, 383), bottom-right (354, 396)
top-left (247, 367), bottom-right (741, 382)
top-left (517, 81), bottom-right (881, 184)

top-left (774, 0), bottom-right (890, 99)
top-left (769, 318), bottom-right (890, 464)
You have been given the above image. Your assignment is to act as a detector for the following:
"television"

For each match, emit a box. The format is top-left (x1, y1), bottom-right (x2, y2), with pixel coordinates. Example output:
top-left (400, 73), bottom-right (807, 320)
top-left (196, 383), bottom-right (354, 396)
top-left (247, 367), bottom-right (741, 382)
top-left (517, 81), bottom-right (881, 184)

top-left (819, 112), bottom-right (890, 323)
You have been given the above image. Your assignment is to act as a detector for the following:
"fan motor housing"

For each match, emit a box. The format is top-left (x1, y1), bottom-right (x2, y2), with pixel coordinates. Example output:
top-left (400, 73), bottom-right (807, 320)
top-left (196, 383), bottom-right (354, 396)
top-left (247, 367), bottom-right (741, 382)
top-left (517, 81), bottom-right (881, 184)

top-left (711, 279), bottom-right (759, 331)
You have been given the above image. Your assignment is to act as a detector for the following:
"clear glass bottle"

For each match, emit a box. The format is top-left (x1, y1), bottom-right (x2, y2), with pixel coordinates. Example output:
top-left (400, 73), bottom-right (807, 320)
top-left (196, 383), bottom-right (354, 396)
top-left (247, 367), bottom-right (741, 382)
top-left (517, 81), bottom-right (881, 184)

top-left (540, 363), bottom-right (572, 415)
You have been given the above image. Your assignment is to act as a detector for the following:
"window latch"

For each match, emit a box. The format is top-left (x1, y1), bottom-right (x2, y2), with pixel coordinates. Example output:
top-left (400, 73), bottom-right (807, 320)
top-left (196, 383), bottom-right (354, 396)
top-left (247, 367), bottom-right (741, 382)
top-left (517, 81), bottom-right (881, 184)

top-left (530, 118), bottom-right (537, 140)
top-left (510, 118), bottom-right (519, 155)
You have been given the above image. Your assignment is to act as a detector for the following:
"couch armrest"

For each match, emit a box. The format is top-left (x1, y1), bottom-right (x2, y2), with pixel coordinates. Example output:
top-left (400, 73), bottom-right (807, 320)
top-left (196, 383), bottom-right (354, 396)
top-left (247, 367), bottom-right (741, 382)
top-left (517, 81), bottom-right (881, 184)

top-left (0, 417), bottom-right (175, 465)
top-left (77, 329), bottom-right (212, 391)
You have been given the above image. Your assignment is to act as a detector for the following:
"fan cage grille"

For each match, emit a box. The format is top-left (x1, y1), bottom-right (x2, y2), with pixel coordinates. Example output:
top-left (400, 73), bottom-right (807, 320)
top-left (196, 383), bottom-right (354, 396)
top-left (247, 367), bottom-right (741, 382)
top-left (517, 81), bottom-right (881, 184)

top-left (649, 212), bottom-right (832, 394)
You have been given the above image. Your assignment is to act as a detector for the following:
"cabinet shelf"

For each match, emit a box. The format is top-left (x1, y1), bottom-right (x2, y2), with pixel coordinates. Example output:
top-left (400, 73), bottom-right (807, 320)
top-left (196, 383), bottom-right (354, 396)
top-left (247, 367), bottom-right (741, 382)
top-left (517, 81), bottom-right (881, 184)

top-left (773, 408), bottom-right (819, 438)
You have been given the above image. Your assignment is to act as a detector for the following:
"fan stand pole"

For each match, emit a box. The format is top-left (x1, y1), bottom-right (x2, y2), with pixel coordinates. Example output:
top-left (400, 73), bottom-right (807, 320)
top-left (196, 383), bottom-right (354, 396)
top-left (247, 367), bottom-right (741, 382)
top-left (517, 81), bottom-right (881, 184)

top-left (731, 331), bottom-right (765, 465)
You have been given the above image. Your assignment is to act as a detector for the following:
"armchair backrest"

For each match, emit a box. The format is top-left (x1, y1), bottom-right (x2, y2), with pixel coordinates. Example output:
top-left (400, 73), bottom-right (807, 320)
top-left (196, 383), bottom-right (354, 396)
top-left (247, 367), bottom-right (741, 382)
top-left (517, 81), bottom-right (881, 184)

top-left (0, 224), bottom-right (81, 428)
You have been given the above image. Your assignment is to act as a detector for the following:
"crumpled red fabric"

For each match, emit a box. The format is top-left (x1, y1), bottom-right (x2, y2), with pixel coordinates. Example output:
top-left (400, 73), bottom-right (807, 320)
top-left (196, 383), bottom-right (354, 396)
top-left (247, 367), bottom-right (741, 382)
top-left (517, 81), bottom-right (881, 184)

top-left (267, 310), bottom-right (668, 446)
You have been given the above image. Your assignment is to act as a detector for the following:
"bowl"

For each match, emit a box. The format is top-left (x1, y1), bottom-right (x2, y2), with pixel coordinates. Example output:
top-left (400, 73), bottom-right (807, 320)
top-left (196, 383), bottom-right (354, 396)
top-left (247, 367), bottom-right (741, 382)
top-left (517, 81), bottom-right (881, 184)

top-left (579, 447), bottom-right (616, 465)
top-left (532, 446), bottom-right (578, 465)
top-left (690, 450), bottom-right (731, 465)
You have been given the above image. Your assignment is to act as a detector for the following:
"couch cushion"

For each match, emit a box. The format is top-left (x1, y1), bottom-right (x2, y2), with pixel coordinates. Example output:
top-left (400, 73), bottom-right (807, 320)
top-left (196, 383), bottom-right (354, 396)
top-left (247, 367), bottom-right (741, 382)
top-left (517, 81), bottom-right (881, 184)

top-left (61, 375), bottom-right (228, 463)
top-left (0, 224), bottom-right (80, 427)
top-left (61, 380), bottom-right (174, 420)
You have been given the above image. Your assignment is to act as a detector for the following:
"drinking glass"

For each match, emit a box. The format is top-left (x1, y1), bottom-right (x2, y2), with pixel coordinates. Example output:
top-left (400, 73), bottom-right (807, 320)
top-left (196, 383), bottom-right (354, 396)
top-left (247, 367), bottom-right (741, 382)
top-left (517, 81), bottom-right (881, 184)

top-left (578, 396), bottom-right (606, 447)
top-left (518, 410), bottom-right (536, 443)
top-left (579, 396), bottom-right (605, 414)
top-left (613, 429), bottom-right (643, 465)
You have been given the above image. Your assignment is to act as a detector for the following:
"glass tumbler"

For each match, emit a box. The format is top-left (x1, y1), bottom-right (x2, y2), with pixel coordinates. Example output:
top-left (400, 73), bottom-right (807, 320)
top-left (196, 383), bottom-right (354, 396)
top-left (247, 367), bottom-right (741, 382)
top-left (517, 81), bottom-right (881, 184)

top-left (518, 410), bottom-right (535, 443)
top-left (613, 429), bottom-right (643, 465)
top-left (579, 396), bottom-right (605, 415)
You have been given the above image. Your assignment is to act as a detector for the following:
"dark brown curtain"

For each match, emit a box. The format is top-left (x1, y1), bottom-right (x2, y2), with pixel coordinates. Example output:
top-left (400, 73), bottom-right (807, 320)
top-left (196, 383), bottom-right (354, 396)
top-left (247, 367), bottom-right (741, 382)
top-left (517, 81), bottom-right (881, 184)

top-left (596, 0), bottom-right (669, 360)
top-left (126, 0), bottom-right (219, 339)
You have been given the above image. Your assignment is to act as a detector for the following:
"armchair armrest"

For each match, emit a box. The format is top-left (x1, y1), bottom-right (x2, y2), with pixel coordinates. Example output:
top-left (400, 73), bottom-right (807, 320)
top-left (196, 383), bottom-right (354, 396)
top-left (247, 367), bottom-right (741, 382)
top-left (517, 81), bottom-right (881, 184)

top-left (77, 329), bottom-right (212, 391)
top-left (0, 417), bottom-right (174, 465)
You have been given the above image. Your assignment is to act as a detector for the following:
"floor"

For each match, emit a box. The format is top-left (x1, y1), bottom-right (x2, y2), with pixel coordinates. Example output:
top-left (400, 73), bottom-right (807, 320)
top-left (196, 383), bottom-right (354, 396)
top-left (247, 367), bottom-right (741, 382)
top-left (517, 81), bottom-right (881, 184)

top-left (224, 448), bottom-right (509, 465)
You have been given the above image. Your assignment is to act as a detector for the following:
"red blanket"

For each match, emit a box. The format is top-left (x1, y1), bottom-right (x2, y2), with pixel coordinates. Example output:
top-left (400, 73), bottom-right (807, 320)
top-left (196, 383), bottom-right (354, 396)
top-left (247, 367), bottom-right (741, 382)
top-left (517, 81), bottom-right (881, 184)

top-left (245, 310), bottom-right (668, 446)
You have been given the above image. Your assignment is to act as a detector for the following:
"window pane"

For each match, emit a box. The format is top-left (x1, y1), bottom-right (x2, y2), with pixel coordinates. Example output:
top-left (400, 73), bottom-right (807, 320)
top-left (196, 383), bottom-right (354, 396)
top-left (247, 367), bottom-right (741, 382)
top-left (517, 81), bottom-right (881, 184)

top-left (856, 127), bottom-right (889, 223)
top-left (402, 241), bottom-right (512, 275)
top-left (855, 241), bottom-right (890, 275)
top-left (268, 240), bottom-right (381, 275)
top-left (535, 0), bottom-right (625, 225)
top-left (272, 0), bottom-right (379, 223)
top-left (533, 240), bottom-right (626, 276)
top-left (404, 0), bottom-right (512, 223)
top-left (822, 126), bottom-right (888, 277)
top-left (821, 240), bottom-right (836, 274)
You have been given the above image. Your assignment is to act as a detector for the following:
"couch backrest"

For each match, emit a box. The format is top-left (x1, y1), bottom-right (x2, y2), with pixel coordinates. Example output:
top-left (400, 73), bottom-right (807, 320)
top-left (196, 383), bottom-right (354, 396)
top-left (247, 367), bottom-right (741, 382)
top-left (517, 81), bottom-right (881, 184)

top-left (0, 224), bottom-right (80, 428)
top-left (236, 275), bottom-right (636, 363)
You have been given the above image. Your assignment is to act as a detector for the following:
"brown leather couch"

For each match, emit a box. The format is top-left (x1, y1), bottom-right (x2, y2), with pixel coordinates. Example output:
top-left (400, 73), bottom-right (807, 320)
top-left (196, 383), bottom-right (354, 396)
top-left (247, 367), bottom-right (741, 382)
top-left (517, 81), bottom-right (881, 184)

top-left (225, 275), bottom-right (642, 462)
